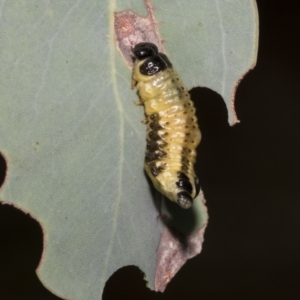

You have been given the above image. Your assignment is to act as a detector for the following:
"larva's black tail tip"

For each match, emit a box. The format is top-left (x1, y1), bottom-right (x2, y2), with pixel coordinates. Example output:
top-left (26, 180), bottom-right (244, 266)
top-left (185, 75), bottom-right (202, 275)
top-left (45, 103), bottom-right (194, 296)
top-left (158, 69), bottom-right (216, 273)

top-left (177, 191), bottom-right (193, 209)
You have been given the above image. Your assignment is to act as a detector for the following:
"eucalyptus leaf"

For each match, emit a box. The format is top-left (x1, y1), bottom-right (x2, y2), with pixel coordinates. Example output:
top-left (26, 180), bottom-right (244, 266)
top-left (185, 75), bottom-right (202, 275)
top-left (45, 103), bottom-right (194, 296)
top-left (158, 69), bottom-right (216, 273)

top-left (0, 1), bottom-right (258, 299)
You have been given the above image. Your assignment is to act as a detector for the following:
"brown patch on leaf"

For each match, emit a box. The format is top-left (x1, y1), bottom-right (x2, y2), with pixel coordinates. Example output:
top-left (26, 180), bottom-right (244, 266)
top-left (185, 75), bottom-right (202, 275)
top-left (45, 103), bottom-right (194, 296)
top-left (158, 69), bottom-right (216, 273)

top-left (114, 0), bottom-right (165, 67)
top-left (155, 224), bottom-right (207, 292)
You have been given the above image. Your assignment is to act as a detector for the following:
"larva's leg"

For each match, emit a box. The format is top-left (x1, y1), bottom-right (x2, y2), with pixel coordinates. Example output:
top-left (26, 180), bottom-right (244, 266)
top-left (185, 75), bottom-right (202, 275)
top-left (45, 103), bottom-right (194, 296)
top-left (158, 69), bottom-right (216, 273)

top-left (141, 118), bottom-right (148, 124)
top-left (131, 79), bottom-right (137, 89)
top-left (134, 100), bottom-right (143, 105)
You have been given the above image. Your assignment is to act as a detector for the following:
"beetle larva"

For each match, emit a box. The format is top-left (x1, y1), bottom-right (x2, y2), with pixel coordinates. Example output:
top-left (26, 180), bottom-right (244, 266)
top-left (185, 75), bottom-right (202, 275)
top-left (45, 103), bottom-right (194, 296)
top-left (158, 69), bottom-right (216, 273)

top-left (131, 42), bottom-right (201, 209)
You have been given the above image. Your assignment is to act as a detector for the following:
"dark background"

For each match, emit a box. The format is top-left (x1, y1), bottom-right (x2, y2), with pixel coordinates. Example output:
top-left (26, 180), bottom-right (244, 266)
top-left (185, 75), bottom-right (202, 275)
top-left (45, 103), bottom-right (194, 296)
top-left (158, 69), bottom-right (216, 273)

top-left (1, 0), bottom-right (299, 299)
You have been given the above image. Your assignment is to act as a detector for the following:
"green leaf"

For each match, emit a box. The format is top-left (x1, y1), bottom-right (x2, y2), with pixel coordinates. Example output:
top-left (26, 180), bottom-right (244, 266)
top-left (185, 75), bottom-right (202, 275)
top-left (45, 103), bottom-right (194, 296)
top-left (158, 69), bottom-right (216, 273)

top-left (0, 1), bottom-right (258, 299)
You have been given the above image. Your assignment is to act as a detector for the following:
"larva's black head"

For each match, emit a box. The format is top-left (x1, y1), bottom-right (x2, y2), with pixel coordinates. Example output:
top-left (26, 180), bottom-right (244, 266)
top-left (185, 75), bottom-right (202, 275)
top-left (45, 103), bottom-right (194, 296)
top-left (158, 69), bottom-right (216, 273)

top-left (133, 42), bottom-right (173, 76)
top-left (132, 42), bottom-right (159, 60)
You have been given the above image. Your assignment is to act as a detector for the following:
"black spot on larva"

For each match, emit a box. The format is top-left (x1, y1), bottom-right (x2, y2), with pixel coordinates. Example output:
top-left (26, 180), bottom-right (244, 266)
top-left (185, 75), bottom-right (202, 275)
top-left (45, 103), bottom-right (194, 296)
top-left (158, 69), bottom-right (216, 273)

top-left (181, 164), bottom-right (188, 172)
top-left (157, 150), bottom-right (166, 159)
top-left (148, 162), bottom-right (159, 176)
top-left (182, 157), bottom-right (190, 164)
top-left (150, 113), bottom-right (159, 121)
top-left (145, 150), bottom-right (166, 162)
top-left (147, 140), bottom-right (159, 151)
top-left (149, 122), bottom-right (162, 130)
top-left (148, 131), bottom-right (160, 141)
top-left (150, 167), bottom-right (158, 176)
top-left (176, 173), bottom-right (193, 194)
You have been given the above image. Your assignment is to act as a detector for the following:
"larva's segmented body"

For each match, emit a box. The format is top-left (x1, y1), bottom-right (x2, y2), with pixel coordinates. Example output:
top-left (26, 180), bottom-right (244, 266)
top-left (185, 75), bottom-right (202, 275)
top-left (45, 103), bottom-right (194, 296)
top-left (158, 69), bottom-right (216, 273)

top-left (131, 43), bottom-right (201, 209)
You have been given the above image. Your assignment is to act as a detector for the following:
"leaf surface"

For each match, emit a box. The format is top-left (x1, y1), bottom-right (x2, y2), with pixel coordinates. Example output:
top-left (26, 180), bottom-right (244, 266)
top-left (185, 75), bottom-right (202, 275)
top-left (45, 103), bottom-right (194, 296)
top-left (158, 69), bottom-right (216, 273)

top-left (0, 1), bottom-right (258, 299)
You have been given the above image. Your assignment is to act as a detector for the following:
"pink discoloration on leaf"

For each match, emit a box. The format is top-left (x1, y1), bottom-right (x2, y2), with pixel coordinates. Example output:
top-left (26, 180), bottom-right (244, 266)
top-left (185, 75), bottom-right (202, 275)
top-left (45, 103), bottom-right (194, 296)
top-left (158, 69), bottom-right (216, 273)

top-left (154, 191), bottom-right (208, 292)
top-left (114, 0), bottom-right (165, 67)
top-left (155, 225), bottom-right (207, 292)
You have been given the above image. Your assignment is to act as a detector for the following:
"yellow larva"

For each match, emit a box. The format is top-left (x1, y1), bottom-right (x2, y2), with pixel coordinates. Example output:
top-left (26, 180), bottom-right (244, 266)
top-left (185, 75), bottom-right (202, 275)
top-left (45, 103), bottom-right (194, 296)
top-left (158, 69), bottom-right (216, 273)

top-left (131, 43), bottom-right (201, 209)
